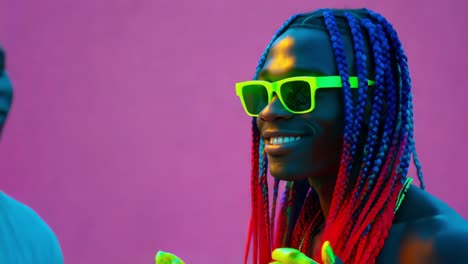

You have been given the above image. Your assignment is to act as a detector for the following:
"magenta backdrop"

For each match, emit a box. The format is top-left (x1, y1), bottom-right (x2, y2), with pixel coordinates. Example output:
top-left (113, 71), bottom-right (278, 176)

top-left (0, 0), bottom-right (467, 263)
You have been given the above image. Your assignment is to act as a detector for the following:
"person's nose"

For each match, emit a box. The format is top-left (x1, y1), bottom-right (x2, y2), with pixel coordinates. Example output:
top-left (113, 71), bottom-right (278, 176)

top-left (258, 94), bottom-right (294, 122)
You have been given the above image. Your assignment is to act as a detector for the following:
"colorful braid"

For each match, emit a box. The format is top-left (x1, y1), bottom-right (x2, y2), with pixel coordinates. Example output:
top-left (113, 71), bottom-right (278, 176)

top-left (321, 9), bottom-right (355, 228)
top-left (335, 11), bottom-right (370, 239)
top-left (355, 21), bottom-right (399, 228)
top-left (270, 178), bottom-right (280, 242)
top-left (324, 15), bottom-right (386, 261)
top-left (356, 18), bottom-right (386, 201)
top-left (310, 10), bottom-right (419, 263)
top-left (366, 9), bottom-right (425, 189)
top-left (275, 180), bottom-right (310, 248)
top-left (325, 11), bottom-right (371, 253)
top-left (345, 19), bottom-right (389, 235)
top-left (244, 118), bottom-right (261, 264)
top-left (344, 11), bottom-right (369, 158)
top-left (355, 22), bottom-right (400, 225)
top-left (341, 13), bottom-right (412, 263)
top-left (258, 139), bottom-right (271, 262)
top-left (334, 12), bottom-right (382, 250)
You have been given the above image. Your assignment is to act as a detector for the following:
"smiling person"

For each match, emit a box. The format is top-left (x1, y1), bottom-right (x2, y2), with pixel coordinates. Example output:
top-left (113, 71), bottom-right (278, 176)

top-left (0, 46), bottom-right (64, 263)
top-left (154, 7), bottom-right (468, 264)
top-left (235, 7), bottom-right (468, 264)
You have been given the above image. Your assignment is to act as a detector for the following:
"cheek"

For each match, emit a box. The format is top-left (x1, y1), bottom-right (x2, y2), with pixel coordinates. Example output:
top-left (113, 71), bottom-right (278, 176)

top-left (305, 95), bottom-right (344, 140)
top-left (313, 122), bottom-right (344, 160)
top-left (305, 92), bottom-right (345, 160)
top-left (312, 90), bottom-right (345, 121)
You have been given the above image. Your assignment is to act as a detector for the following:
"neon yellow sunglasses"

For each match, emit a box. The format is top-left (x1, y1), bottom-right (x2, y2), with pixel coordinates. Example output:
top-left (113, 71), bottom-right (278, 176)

top-left (235, 76), bottom-right (375, 117)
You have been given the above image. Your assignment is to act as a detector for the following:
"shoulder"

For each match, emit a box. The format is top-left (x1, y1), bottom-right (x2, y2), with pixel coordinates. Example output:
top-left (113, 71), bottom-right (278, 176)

top-left (432, 224), bottom-right (468, 263)
top-left (394, 185), bottom-right (467, 263)
top-left (395, 185), bottom-right (464, 224)
top-left (0, 191), bottom-right (64, 263)
top-left (393, 214), bottom-right (467, 264)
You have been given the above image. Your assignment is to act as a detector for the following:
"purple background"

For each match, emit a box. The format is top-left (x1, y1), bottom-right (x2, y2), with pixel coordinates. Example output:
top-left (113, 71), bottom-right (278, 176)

top-left (1, 0), bottom-right (467, 263)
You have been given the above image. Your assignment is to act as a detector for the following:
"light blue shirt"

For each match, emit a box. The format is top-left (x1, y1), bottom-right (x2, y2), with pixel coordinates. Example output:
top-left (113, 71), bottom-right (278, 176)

top-left (0, 191), bottom-right (63, 263)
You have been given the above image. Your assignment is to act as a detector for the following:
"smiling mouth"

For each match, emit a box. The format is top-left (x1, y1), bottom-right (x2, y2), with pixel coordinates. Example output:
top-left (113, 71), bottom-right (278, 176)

top-left (263, 135), bottom-right (305, 156)
top-left (265, 136), bottom-right (303, 145)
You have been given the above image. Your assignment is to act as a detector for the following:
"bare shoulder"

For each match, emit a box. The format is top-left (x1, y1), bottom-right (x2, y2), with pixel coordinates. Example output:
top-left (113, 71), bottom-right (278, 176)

top-left (432, 223), bottom-right (468, 263)
top-left (394, 185), bottom-right (468, 263)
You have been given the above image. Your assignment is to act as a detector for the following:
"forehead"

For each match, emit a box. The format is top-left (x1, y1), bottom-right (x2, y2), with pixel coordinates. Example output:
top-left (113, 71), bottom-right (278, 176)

top-left (259, 27), bottom-right (358, 81)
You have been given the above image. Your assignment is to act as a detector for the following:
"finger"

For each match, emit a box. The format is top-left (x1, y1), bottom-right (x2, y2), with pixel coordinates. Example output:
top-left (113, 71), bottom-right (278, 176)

top-left (155, 251), bottom-right (172, 264)
top-left (272, 248), bottom-right (319, 264)
top-left (155, 251), bottom-right (186, 264)
top-left (321, 241), bottom-right (336, 264)
top-left (272, 248), bottom-right (300, 261)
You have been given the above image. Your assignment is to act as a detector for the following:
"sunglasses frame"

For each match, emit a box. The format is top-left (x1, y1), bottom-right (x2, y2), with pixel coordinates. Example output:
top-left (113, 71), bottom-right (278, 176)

top-left (235, 76), bottom-right (375, 117)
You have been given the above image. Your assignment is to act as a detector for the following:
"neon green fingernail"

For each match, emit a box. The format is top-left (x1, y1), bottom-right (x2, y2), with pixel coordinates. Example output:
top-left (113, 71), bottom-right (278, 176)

top-left (321, 241), bottom-right (335, 264)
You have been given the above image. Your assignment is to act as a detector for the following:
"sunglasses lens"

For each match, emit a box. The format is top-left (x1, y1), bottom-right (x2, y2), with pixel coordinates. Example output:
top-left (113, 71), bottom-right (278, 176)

top-left (241, 84), bottom-right (269, 115)
top-left (280, 80), bottom-right (312, 112)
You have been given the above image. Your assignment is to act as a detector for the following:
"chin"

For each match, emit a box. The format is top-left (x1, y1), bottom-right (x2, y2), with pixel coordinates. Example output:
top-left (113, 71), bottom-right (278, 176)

top-left (269, 163), bottom-right (310, 182)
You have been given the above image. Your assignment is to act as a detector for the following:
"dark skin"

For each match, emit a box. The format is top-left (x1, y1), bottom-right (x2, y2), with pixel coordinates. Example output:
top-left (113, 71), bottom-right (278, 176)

top-left (258, 27), bottom-right (468, 263)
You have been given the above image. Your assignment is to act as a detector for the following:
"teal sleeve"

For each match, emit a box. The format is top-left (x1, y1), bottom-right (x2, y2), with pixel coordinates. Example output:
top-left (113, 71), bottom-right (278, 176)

top-left (0, 191), bottom-right (64, 263)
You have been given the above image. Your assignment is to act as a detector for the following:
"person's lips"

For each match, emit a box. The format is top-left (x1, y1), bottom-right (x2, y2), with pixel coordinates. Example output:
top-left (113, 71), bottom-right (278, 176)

top-left (262, 131), bottom-right (307, 156)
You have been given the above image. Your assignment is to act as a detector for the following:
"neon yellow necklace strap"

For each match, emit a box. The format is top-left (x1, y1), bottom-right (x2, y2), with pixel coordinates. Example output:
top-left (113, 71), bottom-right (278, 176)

top-left (394, 177), bottom-right (413, 213)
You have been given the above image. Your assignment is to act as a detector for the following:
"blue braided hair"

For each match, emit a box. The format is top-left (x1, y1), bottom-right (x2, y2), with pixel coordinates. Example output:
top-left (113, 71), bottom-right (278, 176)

top-left (276, 8), bottom-right (425, 263)
top-left (366, 9), bottom-right (425, 189)
top-left (321, 9), bottom-right (356, 223)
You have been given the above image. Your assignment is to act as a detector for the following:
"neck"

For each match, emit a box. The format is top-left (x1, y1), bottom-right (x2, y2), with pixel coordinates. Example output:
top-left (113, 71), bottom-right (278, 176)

top-left (307, 175), bottom-right (337, 218)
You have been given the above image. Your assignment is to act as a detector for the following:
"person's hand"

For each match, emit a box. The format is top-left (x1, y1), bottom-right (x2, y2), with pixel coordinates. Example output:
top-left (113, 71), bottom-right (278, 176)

top-left (270, 241), bottom-right (342, 264)
top-left (155, 251), bottom-right (185, 264)
top-left (270, 248), bottom-right (318, 264)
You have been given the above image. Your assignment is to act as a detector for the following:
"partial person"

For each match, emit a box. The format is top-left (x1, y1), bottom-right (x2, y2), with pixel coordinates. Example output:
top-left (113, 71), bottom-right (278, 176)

top-left (0, 46), bottom-right (64, 263)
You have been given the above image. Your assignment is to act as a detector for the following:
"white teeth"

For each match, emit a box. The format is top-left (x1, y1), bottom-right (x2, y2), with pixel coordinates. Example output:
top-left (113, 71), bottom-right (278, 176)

top-left (268, 136), bottom-right (302, 145)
